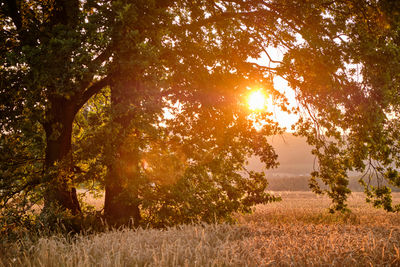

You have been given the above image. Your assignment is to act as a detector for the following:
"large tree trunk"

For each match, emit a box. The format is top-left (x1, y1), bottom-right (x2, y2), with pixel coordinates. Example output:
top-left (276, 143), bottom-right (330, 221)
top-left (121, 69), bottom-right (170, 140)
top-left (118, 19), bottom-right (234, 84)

top-left (104, 80), bottom-right (142, 227)
top-left (104, 147), bottom-right (141, 227)
top-left (42, 97), bottom-right (81, 215)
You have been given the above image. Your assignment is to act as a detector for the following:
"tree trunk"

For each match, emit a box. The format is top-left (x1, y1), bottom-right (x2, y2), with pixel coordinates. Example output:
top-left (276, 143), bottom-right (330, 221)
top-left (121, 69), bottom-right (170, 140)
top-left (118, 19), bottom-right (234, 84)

top-left (104, 79), bottom-right (142, 227)
top-left (42, 97), bottom-right (81, 215)
top-left (104, 149), bottom-right (141, 227)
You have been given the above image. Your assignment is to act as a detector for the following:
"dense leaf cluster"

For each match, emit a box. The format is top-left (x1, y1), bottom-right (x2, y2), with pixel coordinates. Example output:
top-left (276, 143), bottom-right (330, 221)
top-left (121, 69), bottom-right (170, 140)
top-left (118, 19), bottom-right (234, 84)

top-left (279, 0), bottom-right (400, 212)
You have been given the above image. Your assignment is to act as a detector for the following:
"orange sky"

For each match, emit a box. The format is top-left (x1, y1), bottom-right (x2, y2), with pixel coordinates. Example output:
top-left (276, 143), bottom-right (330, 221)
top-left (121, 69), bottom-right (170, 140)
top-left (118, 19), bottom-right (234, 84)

top-left (250, 48), bottom-right (299, 131)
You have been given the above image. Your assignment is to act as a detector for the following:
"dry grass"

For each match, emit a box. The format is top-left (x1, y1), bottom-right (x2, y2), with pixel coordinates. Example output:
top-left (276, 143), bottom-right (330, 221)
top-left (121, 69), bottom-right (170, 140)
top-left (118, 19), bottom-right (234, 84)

top-left (2, 192), bottom-right (400, 266)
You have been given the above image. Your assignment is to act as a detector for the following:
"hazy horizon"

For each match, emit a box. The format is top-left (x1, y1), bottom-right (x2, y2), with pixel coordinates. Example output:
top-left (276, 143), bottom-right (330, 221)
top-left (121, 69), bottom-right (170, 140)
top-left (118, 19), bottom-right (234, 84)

top-left (247, 132), bottom-right (315, 176)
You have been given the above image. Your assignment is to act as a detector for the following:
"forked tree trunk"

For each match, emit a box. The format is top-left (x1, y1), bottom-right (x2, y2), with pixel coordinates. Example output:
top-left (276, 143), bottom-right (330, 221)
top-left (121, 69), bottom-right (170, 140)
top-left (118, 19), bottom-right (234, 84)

top-left (42, 97), bottom-right (81, 215)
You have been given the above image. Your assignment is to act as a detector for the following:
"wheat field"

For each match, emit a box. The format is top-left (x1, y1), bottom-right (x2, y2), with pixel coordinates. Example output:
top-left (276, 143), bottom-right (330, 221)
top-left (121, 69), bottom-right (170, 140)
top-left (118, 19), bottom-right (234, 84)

top-left (1, 192), bottom-right (400, 266)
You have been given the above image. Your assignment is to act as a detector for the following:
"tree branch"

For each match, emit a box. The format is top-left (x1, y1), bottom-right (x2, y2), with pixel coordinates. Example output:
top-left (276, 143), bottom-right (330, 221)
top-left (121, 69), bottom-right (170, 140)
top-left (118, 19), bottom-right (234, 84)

top-left (76, 45), bottom-right (113, 95)
top-left (91, 45), bottom-right (113, 67)
top-left (249, 63), bottom-right (277, 72)
top-left (178, 9), bottom-right (275, 30)
top-left (75, 77), bottom-right (110, 112)
top-left (5, 0), bottom-right (23, 30)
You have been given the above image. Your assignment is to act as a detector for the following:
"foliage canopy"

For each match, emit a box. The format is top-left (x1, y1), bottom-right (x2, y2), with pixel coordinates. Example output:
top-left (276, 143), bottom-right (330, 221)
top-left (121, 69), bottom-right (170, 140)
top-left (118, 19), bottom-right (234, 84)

top-left (1, 0), bottom-right (400, 233)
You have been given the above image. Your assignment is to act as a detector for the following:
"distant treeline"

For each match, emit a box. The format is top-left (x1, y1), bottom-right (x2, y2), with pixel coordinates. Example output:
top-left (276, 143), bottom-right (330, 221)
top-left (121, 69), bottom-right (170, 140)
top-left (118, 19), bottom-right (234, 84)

top-left (267, 175), bottom-right (400, 192)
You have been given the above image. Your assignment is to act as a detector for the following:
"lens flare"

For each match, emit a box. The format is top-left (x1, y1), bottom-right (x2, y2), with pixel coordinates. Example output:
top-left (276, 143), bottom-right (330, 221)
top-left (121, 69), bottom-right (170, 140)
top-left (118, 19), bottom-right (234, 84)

top-left (247, 90), bottom-right (267, 111)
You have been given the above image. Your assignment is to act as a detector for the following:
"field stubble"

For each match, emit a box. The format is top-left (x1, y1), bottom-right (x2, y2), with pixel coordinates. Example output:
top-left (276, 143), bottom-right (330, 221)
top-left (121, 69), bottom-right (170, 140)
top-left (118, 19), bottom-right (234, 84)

top-left (1, 192), bottom-right (400, 266)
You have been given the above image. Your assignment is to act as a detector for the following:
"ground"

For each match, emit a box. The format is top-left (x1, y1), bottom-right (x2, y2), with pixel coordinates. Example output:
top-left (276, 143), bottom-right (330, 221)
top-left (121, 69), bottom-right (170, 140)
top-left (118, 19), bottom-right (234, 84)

top-left (1, 192), bottom-right (400, 266)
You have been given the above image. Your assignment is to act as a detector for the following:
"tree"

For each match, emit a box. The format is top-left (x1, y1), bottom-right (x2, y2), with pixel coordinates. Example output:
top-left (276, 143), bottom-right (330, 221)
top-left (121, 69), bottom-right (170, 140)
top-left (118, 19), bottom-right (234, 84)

top-left (81, 0), bottom-right (290, 226)
top-left (3, 0), bottom-right (399, 231)
top-left (279, 0), bottom-right (400, 212)
top-left (1, 0), bottom-right (111, 216)
top-left (96, 0), bottom-right (357, 225)
top-left (1, 0), bottom-right (291, 227)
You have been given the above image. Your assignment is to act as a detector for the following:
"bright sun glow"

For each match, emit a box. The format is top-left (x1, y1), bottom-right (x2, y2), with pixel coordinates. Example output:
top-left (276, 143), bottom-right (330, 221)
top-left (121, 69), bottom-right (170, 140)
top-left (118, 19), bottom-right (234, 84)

top-left (247, 90), bottom-right (267, 111)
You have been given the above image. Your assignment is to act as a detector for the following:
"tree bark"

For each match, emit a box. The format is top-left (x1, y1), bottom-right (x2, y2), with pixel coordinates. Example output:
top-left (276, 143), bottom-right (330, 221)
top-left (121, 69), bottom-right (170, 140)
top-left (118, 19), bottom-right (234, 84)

top-left (104, 149), bottom-right (141, 227)
top-left (104, 79), bottom-right (142, 227)
top-left (42, 97), bottom-right (81, 215)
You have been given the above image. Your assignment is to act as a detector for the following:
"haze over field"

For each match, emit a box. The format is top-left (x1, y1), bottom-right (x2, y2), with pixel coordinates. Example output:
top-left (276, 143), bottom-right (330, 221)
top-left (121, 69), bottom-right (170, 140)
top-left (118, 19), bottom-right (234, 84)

top-left (248, 133), bottom-right (315, 176)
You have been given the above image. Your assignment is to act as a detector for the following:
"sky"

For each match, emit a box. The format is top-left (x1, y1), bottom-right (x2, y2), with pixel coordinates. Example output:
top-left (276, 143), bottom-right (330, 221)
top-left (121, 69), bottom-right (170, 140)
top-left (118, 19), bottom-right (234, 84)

top-left (250, 48), bottom-right (299, 131)
top-left (162, 47), bottom-right (300, 131)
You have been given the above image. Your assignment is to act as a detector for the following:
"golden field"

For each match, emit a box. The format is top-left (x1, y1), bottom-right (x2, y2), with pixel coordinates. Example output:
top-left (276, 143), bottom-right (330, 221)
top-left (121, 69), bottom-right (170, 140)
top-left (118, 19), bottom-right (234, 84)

top-left (1, 192), bottom-right (400, 267)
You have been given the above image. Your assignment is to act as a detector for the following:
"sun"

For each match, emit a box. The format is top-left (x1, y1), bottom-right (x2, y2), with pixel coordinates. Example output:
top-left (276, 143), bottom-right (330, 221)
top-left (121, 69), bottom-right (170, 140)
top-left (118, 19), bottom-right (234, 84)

top-left (247, 90), bottom-right (267, 111)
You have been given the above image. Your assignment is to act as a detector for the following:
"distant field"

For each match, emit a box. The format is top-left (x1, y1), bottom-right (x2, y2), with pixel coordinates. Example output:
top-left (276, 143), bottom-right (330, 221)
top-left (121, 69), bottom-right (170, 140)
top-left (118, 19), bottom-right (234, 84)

top-left (267, 175), bottom-right (400, 192)
top-left (2, 192), bottom-right (400, 266)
